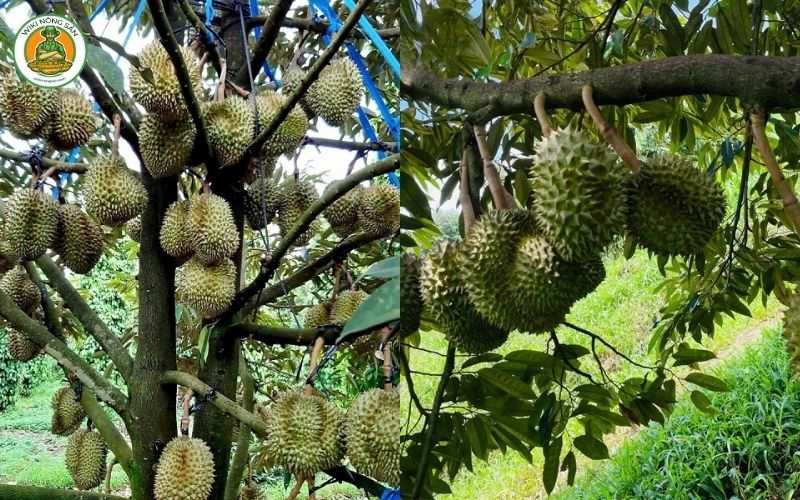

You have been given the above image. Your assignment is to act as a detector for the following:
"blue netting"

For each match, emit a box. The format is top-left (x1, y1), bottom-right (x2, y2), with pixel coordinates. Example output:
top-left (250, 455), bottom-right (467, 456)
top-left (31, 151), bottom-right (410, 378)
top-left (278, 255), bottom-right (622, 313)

top-left (380, 488), bottom-right (401, 500)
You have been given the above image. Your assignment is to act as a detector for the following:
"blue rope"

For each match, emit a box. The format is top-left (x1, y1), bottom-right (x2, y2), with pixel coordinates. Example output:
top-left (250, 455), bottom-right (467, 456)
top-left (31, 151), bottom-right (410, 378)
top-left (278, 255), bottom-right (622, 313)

top-left (345, 41), bottom-right (399, 143)
top-left (89, 0), bottom-right (111, 21)
top-left (342, 0), bottom-right (399, 78)
top-left (380, 488), bottom-right (400, 500)
top-left (116, 0), bottom-right (147, 63)
top-left (248, 0), bottom-right (276, 81)
top-left (204, 0), bottom-right (214, 42)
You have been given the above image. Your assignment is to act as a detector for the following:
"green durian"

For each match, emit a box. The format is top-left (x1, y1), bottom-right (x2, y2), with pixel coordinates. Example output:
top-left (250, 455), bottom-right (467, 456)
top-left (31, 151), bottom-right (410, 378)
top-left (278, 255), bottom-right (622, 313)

top-left (0, 265), bottom-right (40, 312)
top-left (324, 185), bottom-right (364, 238)
top-left (345, 389), bottom-right (400, 486)
top-left (400, 253), bottom-right (422, 338)
top-left (160, 200), bottom-right (193, 260)
top-left (244, 175), bottom-right (280, 230)
top-left (330, 290), bottom-right (368, 325)
top-left (205, 97), bottom-right (255, 167)
top-left (188, 193), bottom-right (239, 265)
top-left (256, 90), bottom-right (308, 157)
top-left (306, 59), bottom-right (363, 126)
top-left (358, 184), bottom-right (399, 237)
top-left (46, 89), bottom-right (97, 150)
top-left (304, 303), bottom-right (330, 329)
top-left (3, 188), bottom-right (59, 260)
top-left (55, 204), bottom-right (104, 274)
top-left (176, 257), bottom-right (236, 318)
top-left (7, 329), bottom-right (39, 362)
top-left (65, 428), bottom-right (107, 490)
top-left (0, 74), bottom-right (55, 139)
top-left (153, 436), bottom-right (215, 500)
top-left (84, 155), bottom-right (147, 226)
top-left (51, 386), bottom-right (85, 436)
top-left (277, 177), bottom-right (320, 246)
top-left (140, 113), bottom-right (196, 178)
top-left (130, 41), bottom-right (202, 122)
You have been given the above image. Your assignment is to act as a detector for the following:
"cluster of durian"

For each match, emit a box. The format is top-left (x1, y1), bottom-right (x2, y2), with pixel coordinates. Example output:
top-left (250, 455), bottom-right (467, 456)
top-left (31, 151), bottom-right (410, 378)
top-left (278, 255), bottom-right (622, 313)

top-left (784, 293), bottom-right (800, 377)
top-left (282, 59), bottom-right (364, 126)
top-left (0, 265), bottom-right (43, 361)
top-left (0, 75), bottom-right (97, 149)
top-left (303, 289), bottom-right (368, 329)
top-left (65, 428), bottom-right (107, 490)
top-left (153, 436), bottom-right (215, 500)
top-left (323, 183), bottom-right (400, 238)
top-left (344, 388), bottom-right (400, 486)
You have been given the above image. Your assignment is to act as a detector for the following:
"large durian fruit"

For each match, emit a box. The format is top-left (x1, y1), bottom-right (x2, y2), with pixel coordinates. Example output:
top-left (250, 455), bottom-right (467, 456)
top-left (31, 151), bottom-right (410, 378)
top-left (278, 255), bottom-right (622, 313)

top-left (330, 289), bottom-right (368, 326)
top-left (627, 154), bottom-right (726, 256)
top-left (160, 200), bottom-right (193, 260)
top-left (262, 389), bottom-right (344, 478)
top-left (153, 436), bottom-right (215, 500)
top-left (65, 428), bottom-right (107, 490)
top-left (324, 185), bottom-right (364, 238)
top-left (46, 89), bottom-right (98, 150)
top-left (140, 114), bottom-right (196, 178)
top-left (280, 65), bottom-right (314, 117)
top-left (531, 127), bottom-right (627, 261)
top-left (205, 97), bottom-right (255, 167)
top-left (276, 177), bottom-right (320, 246)
top-left (7, 329), bottom-right (40, 362)
top-left (0, 74), bottom-right (54, 138)
top-left (130, 41), bottom-right (202, 122)
top-left (188, 193), bottom-right (239, 265)
top-left (176, 257), bottom-right (236, 318)
top-left (400, 253), bottom-right (422, 339)
top-left (0, 265), bottom-right (40, 312)
top-left (784, 293), bottom-right (800, 377)
top-left (244, 174), bottom-right (280, 230)
top-left (306, 59), bottom-right (363, 126)
top-left (84, 155), bottom-right (147, 226)
top-left (256, 90), bottom-right (308, 158)
top-left (55, 204), bottom-right (104, 274)
top-left (421, 241), bottom-right (509, 353)
top-left (51, 386), bottom-right (86, 436)
top-left (358, 184), bottom-right (400, 237)
top-left (345, 389), bottom-right (400, 486)
top-left (304, 303), bottom-right (330, 329)
top-left (3, 188), bottom-right (59, 260)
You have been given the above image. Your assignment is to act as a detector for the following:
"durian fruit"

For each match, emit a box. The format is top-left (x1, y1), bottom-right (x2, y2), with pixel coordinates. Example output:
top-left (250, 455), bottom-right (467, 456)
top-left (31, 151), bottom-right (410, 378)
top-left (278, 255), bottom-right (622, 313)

top-left (153, 436), bottom-right (215, 500)
top-left (306, 59), bottom-right (363, 126)
top-left (324, 185), bottom-right (364, 238)
top-left (239, 480), bottom-right (263, 500)
top-left (55, 205), bottom-right (104, 274)
top-left (330, 290), bottom-right (368, 325)
top-left (276, 177), bottom-right (320, 246)
top-left (130, 41), bottom-right (202, 122)
top-left (65, 428), bottom-right (107, 490)
top-left (244, 175), bottom-right (279, 230)
top-left (176, 257), bottom-right (236, 318)
top-left (400, 253), bottom-right (422, 339)
top-left (160, 200), bottom-right (193, 260)
top-left (420, 241), bottom-right (509, 353)
top-left (345, 389), bottom-right (400, 486)
top-left (188, 193), bottom-right (239, 265)
top-left (262, 389), bottom-right (344, 478)
top-left (531, 127), bottom-right (627, 261)
top-left (304, 303), bottom-right (330, 329)
top-left (280, 66), bottom-right (314, 117)
top-left (84, 155), bottom-right (147, 226)
top-left (256, 90), bottom-right (308, 157)
top-left (51, 386), bottom-right (86, 436)
top-left (0, 237), bottom-right (18, 274)
top-left (627, 154), bottom-right (726, 256)
top-left (3, 188), bottom-right (59, 260)
top-left (46, 89), bottom-right (98, 150)
top-left (0, 265), bottom-right (40, 312)
top-left (358, 184), bottom-right (400, 237)
top-left (126, 216), bottom-right (142, 243)
top-left (0, 75), bottom-right (55, 138)
top-left (140, 114), bottom-right (196, 178)
top-left (7, 329), bottom-right (40, 362)
top-left (205, 97), bottom-right (255, 167)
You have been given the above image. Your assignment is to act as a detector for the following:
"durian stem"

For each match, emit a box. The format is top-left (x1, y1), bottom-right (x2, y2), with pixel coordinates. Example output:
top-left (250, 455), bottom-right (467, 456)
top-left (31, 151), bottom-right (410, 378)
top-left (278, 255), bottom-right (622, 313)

top-left (533, 93), bottom-right (553, 136)
top-left (180, 389), bottom-right (193, 435)
top-left (581, 85), bottom-right (642, 173)
top-left (285, 476), bottom-right (306, 500)
top-left (750, 111), bottom-right (800, 234)
top-left (111, 114), bottom-right (122, 160)
top-left (307, 477), bottom-right (317, 500)
top-left (381, 326), bottom-right (394, 391)
top-left (104, 458), bottom-right (117, 494)
top-left (472, 125), bottom-right (515, 210)
top-left (216, 58), bottom-right (228, 102)
top-left (459, 145), bottom-right (477, 232)
top-left (304, 336), bottom-right (326, 395)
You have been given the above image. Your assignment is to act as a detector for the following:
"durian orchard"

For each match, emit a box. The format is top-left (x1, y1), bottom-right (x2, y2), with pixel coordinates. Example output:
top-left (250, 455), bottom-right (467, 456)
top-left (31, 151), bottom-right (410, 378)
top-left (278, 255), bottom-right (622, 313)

top-left (0, 1), bottom-right (400, 500)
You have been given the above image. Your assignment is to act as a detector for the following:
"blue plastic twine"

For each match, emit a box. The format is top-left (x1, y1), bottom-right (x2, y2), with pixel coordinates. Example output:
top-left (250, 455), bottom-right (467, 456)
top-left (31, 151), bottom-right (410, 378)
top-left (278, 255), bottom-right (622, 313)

top-left (249, 0), bottom-right (276, 81)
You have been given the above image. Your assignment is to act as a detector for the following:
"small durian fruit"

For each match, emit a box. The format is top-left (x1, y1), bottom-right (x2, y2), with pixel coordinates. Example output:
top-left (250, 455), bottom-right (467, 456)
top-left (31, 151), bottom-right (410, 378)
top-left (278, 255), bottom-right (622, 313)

top-left (421, 241), bottom-right (509, 353)
top-left (400, 253), bottom-right (422, 339)
top-left (256, 90), bottom-right (308, 158)
top-left (358, 184), bottom-right (400, 237)
top-left (85, 155), bottom-right (147, 226)
top-left (176, 257), bottom-right (236, 318)
top-left (0, 74), bottom-right (55, 138)
top-left (627, 154), bottom-right (726, 257)
top-left (188, 193), bottom-right (239, 265)
top-left (262, 389), bottom-right (345, 478)
top-left (531, 127), bottom-right (627, 262)
top-left (345, 389), bottom-right (400, 486)
top-left (784, 293), bottom-right (800, 377)
top-left (51, 386), bottom-right (86, 436)
top-left (324, 185), bottom-right (364, 238)
top-left (239, 480), bottom-right (264, 500)
top-left (140, 113), bottom-right (196, 178)
top-left (130, 41), bottom-right (202, 122)
top-left (330, 290), bottom-right (369, 326)
top-left (205, 97), bottom-right (255, 167)
top-left (280, 65), bottom-right (314, 117)
top-left (46, 89), bottom-right (97, 150)
top-left (306, 59), bottom-right (363, 126)
top-left (7, 329), bottom-right (40, 362)
top-left (304, 303), bottom-right (330, 329)
top-left (65, 428), bottom-right (107, 491)
top-left (3, 188), bottom-right (59, 260)
top-left (244, 175), bottom-right (280, 230)
top-left (276, 177), bottom-right (320, 246)
top-left (154, 436), bottom-right (215, 500)
top-left (160, 200), bottom-right (193, 260)
top-left (126, 216), bottom-right (142, 243)
top-left (55, 204), bottom-right (104, 274)
top-left (0, 237), bottom-right (19, 274)
top-left (0, 265), bottom-right (40, 312)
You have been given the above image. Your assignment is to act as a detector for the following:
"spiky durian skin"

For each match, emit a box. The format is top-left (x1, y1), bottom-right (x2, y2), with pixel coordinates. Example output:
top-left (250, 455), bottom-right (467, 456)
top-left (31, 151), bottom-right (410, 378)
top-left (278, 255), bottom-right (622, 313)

top-left (784, 293), bottom-right (800, 377)
top-left (176, 257), bottom-right (236, 318)
top-left (3, 189), bottom-right (59, 261)
top-left (245, 175), bottom-right (280, 230)
top-left (0, 75), bottom-right (55, 138)
top-left (420, 241), bottom-right (509, 353)
top-left (205, 97), bottom-right (255, 167)
top-left (188, 193), bottom-right (239, 265)
top-left (45, 89), bottom-right (97, 150)
top-left (160, 200), bottom-right (193, 259)
top-left (530, 127), bottom-right (626, 262)
top-left (324, 185), bottom-right (364, 238)
top-left (51, 386), bottom-right (86, 436)
top-left (400, 253), bottom-right (422, 339)
top-left (140, 114), bottom-right (196, 178)
top-left (346, 389), bottom-right (400, 486)
top-left (304, 303), bottom-right (330, 329)
top-left (358, 184), bottom-right (400, 237)
top-left (154, 436), bottom-right (215, 500)
top-left (65, 429), bottom-right (107, 491)
top-left (239, 481), bottom-right (264, 500)
top-left (130, 41), bottom-right (202, 122)
top-left (55, 205), bottom-right (104, 274)
top-left (256, 90), bottom-right (308, 157)
top-left (0, 237), bottom-right (19, 274)
top-left (627, 154), bottom-right (726, 257)
top-left (263, 390), bottom-right (345, 478)
top-left (0, 265), bottom-right (40, 312)
top-left (307, 59), bottom-right (363, 126)
top-left (7, 329), bottom-right (39, 362)
top-left (126, 216), bottom-right (142, 243)
top-left (85, 156), bottom-right (147, 226)
top-left (277, 177), bottom-right (320, 246)
top-left (330, 290), bottom-right (369, 326)
top-left (280, 66), bottom-right (314, 117)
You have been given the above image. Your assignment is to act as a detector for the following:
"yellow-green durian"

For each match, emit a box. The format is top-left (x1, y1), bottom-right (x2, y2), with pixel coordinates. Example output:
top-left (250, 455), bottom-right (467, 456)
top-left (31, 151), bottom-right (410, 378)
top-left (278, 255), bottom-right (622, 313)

top-left (140, 113), bottom-right (196, 178)
top-left (256, 90), bottom-right (308, 158)
top-left (304, 303), bottom-right (330, 329)
top-left (244, 175), bottom-right (280, 230)
top-left (51, 386), bottom-right (85, 436)
top-left (3, 188), bottom-right (59, 260)
top-left (84, 155), bottom-right (147, 226)
top-left (205, 97), bottom-right (255, 167)
top-left (188, 193), bottom-right (239, 265)
top-left (176, 257), bottom-right (236, 318)
top-left (306, 59), bottom-right (363, 126)
top-left (324, 185), bottom-right (364, 238)
top-left (130, 41), bottom-right (202, 122)
top-left (55, 204), bottom-right (104, 274)
top-left (46, 89), bottom-right (97, 150)
top-left (7, 329), bottom-right (40, 362)
top-left (160, 200), bottom-right (193, 260)
top-left (0, 74), bottom-right (55, 138)
top-left (276, 177), bottom-right (320, 246)
top-left (358, 184), bottom-right (399, 237)
top-left (153, 436), bottom-right (215, 500)
top-left (345, 389), bottom-right (400, 486)
top-left (65, 428), bottom-right (107, 490)
top-left (400, 253), bottom-right (422, 339)
top-left (330, 290), bottom-right (368, 326)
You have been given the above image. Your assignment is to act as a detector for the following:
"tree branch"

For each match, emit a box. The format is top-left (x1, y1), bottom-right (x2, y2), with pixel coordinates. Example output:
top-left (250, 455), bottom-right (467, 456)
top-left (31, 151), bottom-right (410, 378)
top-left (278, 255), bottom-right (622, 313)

top-left (223, 359), bottom-right (255, 500)
top-left (228, 323), bottom-right (335, 345)
top-left (247, 15), bottom-right (399, 39)
top-left (0, 484), bottom-right (127, 500)
top-left (80, 389), bottom-right (134, 476)
top-left (179, 0), bottom-right (222, 73)
top-left (234, 0), bottom-right (294, 88)
top-left (302, 136), bottom-right (397, 152)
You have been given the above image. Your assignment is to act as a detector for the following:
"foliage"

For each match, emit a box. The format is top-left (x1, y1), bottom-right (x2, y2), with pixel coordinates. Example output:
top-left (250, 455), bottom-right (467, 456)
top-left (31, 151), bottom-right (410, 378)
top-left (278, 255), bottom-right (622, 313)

top-left (0, 328), bottom-right (55, 412)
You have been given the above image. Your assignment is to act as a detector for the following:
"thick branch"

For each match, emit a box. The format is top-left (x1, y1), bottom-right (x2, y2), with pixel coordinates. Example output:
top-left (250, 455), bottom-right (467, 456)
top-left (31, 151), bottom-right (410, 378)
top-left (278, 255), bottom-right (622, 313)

top-left (229, 324), bottom-right (332, 345)
top-left (0, 485), bottom-right (127, 500)
top-left (80, 389), bottom-right (134, 476)
top-left (247, 16), bottom-right (400, 39)
top-left (235, 0), bottom-right (294, 88)
top-left (303, 136), bottom-right (398, 152)
top-left (179, 0), bottom-right (222, 73)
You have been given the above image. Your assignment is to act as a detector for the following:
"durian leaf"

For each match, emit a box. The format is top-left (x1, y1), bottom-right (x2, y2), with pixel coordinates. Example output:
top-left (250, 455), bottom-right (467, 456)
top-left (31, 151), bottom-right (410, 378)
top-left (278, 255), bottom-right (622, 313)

top-left (562, 450), bottom-right (577, 485)
top-left (542, 435), bottom-right (562, 494)
top-left (338, 277), bottom-right (400, 341)
top-left (197, 327), bottom-right (210, 365)
top-left (359, 255), bottom-right (400, 280)
top-left (672, 345), bottom-right (716, 366)
top-left (572, 434), bottom-right (609, 460)
top-left (0, 17), bottom-right (14, 48)
top-left (690, 390), bottom-right (716, 415)
top-left (478, 367), bottom-right (536, 400)
top-left (685, 372), bottom-right (729, 392)
top-left (86, 45), bottom-right (125, 97)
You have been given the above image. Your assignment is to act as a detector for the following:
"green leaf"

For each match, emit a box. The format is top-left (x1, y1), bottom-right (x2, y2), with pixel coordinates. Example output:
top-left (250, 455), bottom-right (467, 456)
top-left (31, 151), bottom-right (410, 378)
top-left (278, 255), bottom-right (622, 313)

top-left (338, 278), bottom-right (399, 341)
top-left (504, 350), bottom-right (555, 368)
top-left (86, 44), bottom-right (125, 97)
top-left (359, 256), bottom-right (400, 280)
top-left (465, 417), bottom-right (490, 460)
top-left (690, 390), bottom-right (716, 415)
top-left (477, 367), bottom-right (536, 400)
top-left (562, 450), bottom-right (577, 485)
top-left (0, 17), bottom-right (14, 46)
top-left (673, 346), bottom-right (716, 366)
top-left (542, 436), bottom-right (562, 494)
top-left (573, 434), bottom-right (609, 460)
top-left (399, 171), bottom-right (433, 220)
top-left (198, 327), bottom-right (211, 365)
top-left (461, 352), bottom-right (503, 370)
top-left (685, 372), bottom-right (729, 392)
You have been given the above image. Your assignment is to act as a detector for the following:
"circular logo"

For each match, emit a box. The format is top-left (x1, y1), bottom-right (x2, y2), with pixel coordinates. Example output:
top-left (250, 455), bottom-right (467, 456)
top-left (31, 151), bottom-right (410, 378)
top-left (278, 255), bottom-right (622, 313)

top-left (14, 15), bottom-right (86, 88)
